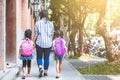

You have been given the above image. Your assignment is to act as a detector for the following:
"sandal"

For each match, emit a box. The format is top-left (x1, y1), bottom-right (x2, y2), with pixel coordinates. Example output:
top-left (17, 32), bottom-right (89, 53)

top-left (44, 73), bottom-right (48, 76)
top-left (56, 76), bottom-right (59, 79)
top-left (27, 74), bottom-right (32, 77)
top-left (22, 76), bottom-right (25, 79)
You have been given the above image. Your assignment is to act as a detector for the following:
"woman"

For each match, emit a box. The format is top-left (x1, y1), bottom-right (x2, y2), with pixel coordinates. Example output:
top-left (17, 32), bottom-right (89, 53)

top-left (33, 10), bottom-right (54, 78)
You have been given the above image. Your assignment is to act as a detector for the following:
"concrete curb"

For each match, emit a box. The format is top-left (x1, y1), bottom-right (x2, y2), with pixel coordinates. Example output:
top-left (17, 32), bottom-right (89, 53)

top-left (0, 64), bottom-right (21, 80)
top-left (12, 66), bottom-right (22, 80)
top-left (0, 70), bottom-right (10, 80)
top-left (64, 59), bottom-right (85, 80)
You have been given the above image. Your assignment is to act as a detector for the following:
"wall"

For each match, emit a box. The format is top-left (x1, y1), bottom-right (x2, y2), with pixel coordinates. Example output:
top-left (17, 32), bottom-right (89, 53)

top-left (0, 0), bottom-right (34, 70)
top-left (16, 0), bottom-right (34, 64)
top-left (0, 0), bottom-right (6, 70)
top-left (21, 0), bottom-right (33, 31)
top-left (6, 0), bottom-right (16, 63)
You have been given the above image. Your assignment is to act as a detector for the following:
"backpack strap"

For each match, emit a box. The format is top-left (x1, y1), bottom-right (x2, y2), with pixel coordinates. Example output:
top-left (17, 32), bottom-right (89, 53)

top-left (23, 38), bottom-right (31, 44)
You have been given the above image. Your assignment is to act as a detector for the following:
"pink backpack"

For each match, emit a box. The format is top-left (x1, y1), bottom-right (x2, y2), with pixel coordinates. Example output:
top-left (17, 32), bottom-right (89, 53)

top-left (54, 38), bottom-right (66, 56)
top-left (20, 38), bottom-right (33, 56)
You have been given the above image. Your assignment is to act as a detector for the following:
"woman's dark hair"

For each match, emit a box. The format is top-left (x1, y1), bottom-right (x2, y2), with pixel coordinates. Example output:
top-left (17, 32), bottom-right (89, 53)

top-left (39, 10), bottom-right (48, 19)
top-left (24, 29), bottom-right (32, 39)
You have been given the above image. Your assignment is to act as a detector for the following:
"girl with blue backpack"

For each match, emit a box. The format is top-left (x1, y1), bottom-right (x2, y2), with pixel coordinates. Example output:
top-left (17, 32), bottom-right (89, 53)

top-left (19, 29), bottom-right (34, 79)
top-left (53, 30), bottom-right (68, 79)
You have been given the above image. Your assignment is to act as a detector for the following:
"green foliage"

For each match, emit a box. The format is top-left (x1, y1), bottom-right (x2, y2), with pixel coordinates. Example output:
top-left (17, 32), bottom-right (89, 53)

top-left (108, 0), bottom-right (120, 29)
top-left (77, 61), bottom-right (120, 75)
top-left (84, 13), bottom-right (100, 37)
top-left (49, 0), bottom-right (66, 30)
top-left (50, 0), bottom-right (120, 61)
top-left (49, 0), bottom-right (107, 30)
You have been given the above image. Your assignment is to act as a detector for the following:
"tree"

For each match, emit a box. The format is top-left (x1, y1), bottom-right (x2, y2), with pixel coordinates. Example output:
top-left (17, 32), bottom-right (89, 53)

top-left (50, 0), bottom-right (118, 61)
top-left (96, 0), bottom-right (114, 62)
top-left (49, 0), bottom-right (65, 30)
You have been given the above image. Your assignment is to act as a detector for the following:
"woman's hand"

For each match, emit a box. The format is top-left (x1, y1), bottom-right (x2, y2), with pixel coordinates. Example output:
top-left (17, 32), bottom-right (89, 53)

top-left (33, 36), bottom-right (37, 48)
top-left (33, 43), bottom-right (36, 49)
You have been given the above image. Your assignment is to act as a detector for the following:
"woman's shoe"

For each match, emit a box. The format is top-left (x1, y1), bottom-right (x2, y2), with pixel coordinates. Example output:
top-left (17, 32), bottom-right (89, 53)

top-left (39, 68), bottom-right (43, 78)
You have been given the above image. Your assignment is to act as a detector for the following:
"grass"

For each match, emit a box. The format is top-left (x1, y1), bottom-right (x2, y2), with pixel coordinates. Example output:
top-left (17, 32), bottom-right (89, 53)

top-left (69, 54), bottom-right (93, 59)
top-left (77, 61), bottom-right (120, 75)
top-left (79, 54), bottom-right (93, 59)
top-left (69, 53), bottom-right (120, 75)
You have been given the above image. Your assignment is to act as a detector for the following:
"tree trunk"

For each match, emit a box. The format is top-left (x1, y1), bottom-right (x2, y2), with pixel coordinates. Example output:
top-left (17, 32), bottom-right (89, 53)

top-left (97, 0), bottom-right (114, 62)
top-left (98, 24), bottom-right (114, 62)
top-left (69, 27), bottom-right (77, 56)
top-left (78, 25), bottom-right (84, 57)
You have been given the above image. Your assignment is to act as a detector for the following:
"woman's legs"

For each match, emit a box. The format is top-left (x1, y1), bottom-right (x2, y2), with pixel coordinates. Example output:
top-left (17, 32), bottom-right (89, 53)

top-left (36, 45), bottom-right (51, 77)
top-left (36, 45), bottom-right (43, 77)
top-left (43, 47), bottom-right (51, 75)
top-left (36, 45), bottom-right (43, 68)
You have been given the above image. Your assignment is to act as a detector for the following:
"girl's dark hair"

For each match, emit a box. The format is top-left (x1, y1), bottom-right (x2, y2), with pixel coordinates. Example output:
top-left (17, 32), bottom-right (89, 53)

top-left (39, 10), bottom-right (48, 19)
top-left (24, 29), bottom-right (32, 39)
top-left (55, 30), bottom-right (63, 38)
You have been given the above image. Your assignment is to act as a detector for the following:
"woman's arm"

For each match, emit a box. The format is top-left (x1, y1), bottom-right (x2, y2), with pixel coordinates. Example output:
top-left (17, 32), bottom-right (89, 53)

top-left (33, 36), bottom-right (37, 48)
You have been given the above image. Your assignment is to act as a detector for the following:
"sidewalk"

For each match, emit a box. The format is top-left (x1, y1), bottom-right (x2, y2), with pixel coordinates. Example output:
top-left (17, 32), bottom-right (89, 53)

top-left (1, 53), bottom-right (120, 80)
top-left (16, 53), bottom-right (85, 80)
top-left (0, 63), bottom-right (20, 80)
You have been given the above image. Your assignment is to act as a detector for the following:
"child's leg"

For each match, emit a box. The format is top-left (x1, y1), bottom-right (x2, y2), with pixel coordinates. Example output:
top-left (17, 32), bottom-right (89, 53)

top-left (59, 60), bottom-right (62, 74)
top-left (22, 60), bottom-right (26, 79)
top-left (27, 60), bottom-right (31, 75)
top-left (56, 60), bottom-right (59, 76)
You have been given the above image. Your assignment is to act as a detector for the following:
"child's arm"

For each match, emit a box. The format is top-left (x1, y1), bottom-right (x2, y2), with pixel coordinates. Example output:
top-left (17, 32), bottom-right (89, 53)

top-left (52, 40), bottom-right (55, 52)
top-left (63, 39), bottom-right (69, 59)
top-left (18, 46), bottom-right (21, 58)
top-left (65, 47), bottom-right (69, 59)
top-left (18, 40), bottom-right (23, 58)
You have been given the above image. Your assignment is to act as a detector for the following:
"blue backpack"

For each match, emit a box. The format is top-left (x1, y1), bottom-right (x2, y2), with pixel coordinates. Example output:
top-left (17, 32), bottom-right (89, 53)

top-left (54, 38), bottom-right (66, 56)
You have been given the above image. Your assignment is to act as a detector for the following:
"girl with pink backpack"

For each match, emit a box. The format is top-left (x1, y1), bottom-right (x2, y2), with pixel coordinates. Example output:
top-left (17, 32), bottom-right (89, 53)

top-left (19, 29), bottom-right (34, 79)
top-left (53, 30), bottom-right (68, 79)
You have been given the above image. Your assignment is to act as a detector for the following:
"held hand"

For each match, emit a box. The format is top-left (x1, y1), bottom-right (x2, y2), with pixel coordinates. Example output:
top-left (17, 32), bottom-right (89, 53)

top-left (33, 43), bottom-right (36, 48)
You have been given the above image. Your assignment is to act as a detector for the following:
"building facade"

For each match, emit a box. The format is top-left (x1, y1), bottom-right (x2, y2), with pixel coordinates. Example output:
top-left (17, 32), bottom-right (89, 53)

top-left (0, 0), bottom-right (34, 70)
